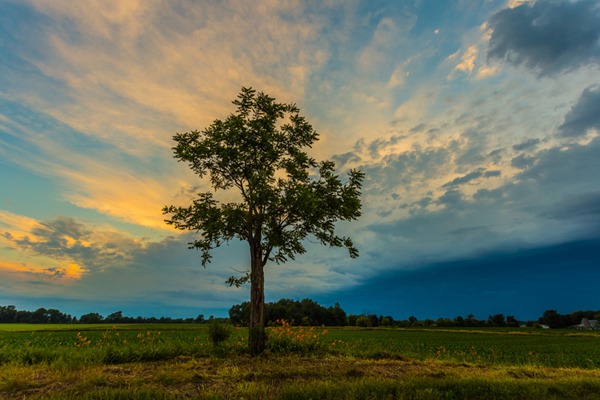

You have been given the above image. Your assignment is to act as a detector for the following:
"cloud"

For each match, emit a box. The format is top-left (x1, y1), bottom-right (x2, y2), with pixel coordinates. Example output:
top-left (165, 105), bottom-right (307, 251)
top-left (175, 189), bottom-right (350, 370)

top-left (387, 65), bottom-right (408, 88)
top-left (487, 0), bottom-right (600, 76)
top-left (0, 211), bottom-right (364, 312)
top-left (484, 170), bottom-right (502, 178)
top-left (0, 211), bottom-right (249, 311)
top-left (541, 192), bottom-right (600, 222)
top-left (446, 23), bottom-right (499, 81)
top-left (557, 84), bottom-right (600, 138)
top-left (512, 138), bottom-right (540, 151)
top-left (0, 101), bottom-right (187, 230)
top-left (0, 210), bottom-right (41, 238)
top-left (4, 216), bottom-right (144, 274)
top-left (342, 130), bottom-right (600, 281)
top-left (443, 167), bottom-right (489, 188)
top-left (358, 16), bottom-right (415, 71)
top-left (454, 46), bottom-right (478, 74)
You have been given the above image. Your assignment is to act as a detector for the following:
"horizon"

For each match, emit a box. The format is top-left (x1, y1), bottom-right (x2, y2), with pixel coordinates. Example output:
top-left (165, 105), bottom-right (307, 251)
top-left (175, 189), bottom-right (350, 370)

top-left (2, 1), bottom-right (599, 322)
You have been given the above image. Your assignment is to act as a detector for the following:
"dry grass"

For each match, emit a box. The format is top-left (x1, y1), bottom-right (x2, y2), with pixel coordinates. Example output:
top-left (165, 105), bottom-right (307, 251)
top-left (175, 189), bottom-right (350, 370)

top-left (3, 355), bottom-right (600, 399)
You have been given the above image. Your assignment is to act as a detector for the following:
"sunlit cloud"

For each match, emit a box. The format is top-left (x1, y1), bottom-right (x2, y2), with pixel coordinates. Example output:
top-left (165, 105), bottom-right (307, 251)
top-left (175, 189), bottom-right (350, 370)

top-left (23, 0), bottom-right (331, 140)
top-left (1, 213), bottom-right (147, 276)
top-left (454, 45), bottom-right (478, 74)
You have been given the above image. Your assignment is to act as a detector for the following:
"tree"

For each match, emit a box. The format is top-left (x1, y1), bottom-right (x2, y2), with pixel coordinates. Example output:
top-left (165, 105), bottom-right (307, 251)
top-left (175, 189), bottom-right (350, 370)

top-left (229, 302), bottom-right (250, 326)
top-left (106, 311), bottom-right (124, 324)
top-left (0, 305), bottom-right (17, 322)
top-left (506, 315), bottom-right (519, 327)
top-left (487, 313), bottom-right (506, 327)
top-left (79, 312), bottom-right (103, 324)
top-left (347, 314), bottom-right (358, 326)
top-left (163, 87), bottom-right (364, 355)
top-left (329, 303), bottom-right (347, 326)
top-left (539, 309), bottom-right (564, 328)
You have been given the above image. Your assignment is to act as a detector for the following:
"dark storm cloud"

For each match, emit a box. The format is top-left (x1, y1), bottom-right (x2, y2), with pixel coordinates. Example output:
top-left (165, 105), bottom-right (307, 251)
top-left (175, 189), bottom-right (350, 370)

top-left (328, 238), bottom-right (600, 320)
top-left (557, 84), bottom-right (600, 137)
top-left (517, 136), bottom-right (600, 185)
top-left (362, 136), bottom-right (600, 275)
top-left (487, 0), bottom-right (600, 76)
top-left (541, 192), bottom-right (600, 221)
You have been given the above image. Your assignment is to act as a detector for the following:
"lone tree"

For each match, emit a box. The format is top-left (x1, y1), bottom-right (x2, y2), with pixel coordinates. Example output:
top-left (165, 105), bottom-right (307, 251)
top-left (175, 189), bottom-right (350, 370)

top-left (163, 87), bottom-right (363, 355)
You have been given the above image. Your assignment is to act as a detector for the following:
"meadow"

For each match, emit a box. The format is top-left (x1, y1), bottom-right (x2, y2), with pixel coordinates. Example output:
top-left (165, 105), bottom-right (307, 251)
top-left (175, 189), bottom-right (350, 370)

top-left (1, 323), bottom-right (600, 399)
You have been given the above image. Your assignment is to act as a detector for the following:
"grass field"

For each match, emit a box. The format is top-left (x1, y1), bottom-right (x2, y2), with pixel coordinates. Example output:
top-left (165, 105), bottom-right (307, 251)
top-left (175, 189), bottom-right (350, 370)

top-left (1, 323), bottom-right (600, 399)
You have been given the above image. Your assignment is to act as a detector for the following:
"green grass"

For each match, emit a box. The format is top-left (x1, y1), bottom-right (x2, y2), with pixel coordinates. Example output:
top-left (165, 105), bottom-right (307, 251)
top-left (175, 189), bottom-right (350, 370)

top-left (1, 324), bottom-right (600, 399)
top-left (0, 323), bottom-right (203, 332)
top-left (326, 327), bottom-right (600, 368)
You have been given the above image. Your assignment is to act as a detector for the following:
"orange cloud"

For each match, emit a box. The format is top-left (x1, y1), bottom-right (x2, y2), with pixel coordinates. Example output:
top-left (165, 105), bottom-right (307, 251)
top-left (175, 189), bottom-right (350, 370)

top-left (1, 211), bottom-right (149, 281)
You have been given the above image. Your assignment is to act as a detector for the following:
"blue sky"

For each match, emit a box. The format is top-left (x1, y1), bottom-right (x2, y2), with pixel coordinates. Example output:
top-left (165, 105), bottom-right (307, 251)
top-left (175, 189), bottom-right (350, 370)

top-left (1, 0), bottom-right (599, 321)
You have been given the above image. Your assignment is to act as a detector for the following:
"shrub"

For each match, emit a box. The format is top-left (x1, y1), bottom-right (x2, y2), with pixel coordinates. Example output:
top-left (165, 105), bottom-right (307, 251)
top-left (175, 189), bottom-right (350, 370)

top-left (208, 321), bottom-right (232, 347)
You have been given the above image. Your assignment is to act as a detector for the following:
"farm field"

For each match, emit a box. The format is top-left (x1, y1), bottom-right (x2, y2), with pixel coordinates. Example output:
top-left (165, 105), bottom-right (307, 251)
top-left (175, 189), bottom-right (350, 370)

top-left (1, 324), bottom-right (600, 399)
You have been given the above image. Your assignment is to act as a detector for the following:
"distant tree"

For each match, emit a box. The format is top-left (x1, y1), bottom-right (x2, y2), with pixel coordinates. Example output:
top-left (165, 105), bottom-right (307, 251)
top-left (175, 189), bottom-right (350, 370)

top-left (0, 305), bottom-right (17, 322)
top-left (487, 314), bottom-right (506, 327)
top-left (465, 314), bottom-right (481, 327)
top-left (163, 87), bottom-right (364, 355)
top-left (49, 309), bottom-right (66, 323)
top-left (506, 315), bottom-right (519, 327)
top-left (356, 315), bottom-right (370, 327)
top-left (106, 311), bottom-right (124, 324)
top-left (347, 314), bottom-right (358, 326)
top-left (229, 302), bottom-right (250, 326)
top-left (539, 309), bottom-right (564, 328)
top-left (79, 312), bottom-right (103, 324)
top-left (436, 317), bottom-right (455, 327)
top-left (329, 303), bottom-right (347, 326)
top-left (408, 316), bottom-right (417, 326)
top-left (367, 314), bottom-right (380, 327)
top-left (196, 314), bottom-right (205, 323)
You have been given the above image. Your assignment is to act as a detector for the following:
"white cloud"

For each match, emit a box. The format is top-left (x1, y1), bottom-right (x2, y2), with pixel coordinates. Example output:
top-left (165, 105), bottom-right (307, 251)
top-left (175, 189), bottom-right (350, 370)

top-left (387, 65), bottom-right (409, 88)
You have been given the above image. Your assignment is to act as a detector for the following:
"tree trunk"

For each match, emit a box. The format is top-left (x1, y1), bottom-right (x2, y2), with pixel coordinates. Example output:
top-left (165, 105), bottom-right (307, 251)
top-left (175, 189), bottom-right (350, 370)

top-left (249, 245), bottom-right (265, 356)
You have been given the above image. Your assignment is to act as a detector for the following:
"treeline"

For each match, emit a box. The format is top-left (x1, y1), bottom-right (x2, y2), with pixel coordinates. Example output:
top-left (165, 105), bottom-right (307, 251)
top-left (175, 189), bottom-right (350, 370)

top-left (228, 299), bottom-right (523, 327)
top-left (0, 305), bottom-right (209, 324)
top-left (3, 303), bottom-right (599, 328)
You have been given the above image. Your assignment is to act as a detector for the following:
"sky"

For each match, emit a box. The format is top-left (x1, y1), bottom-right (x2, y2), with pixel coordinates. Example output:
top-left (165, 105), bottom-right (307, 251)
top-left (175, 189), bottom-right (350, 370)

top-left (1, 0), bottom-right (599, 321)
